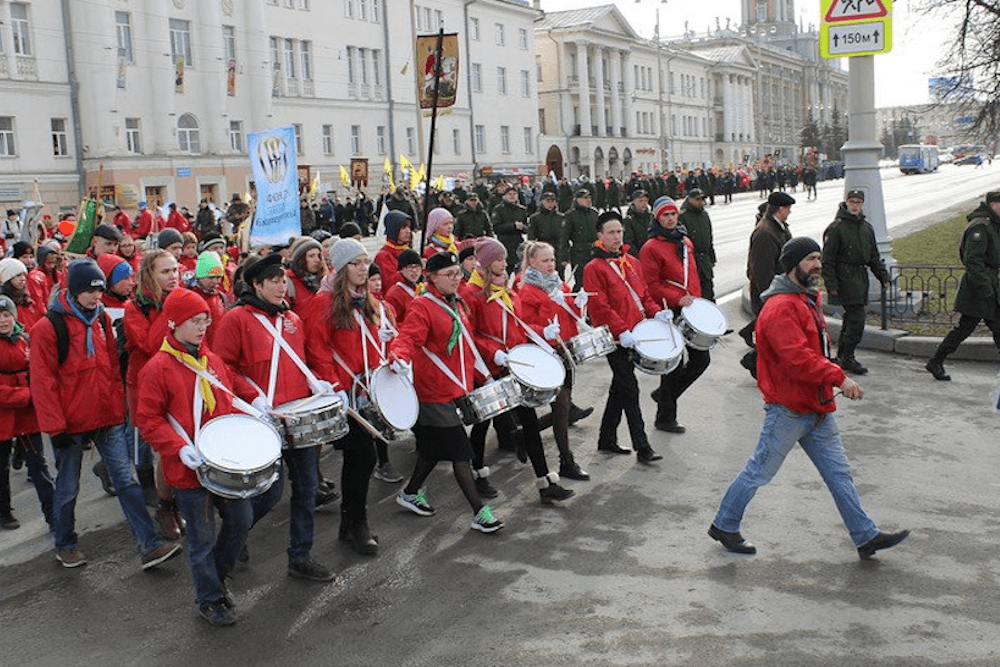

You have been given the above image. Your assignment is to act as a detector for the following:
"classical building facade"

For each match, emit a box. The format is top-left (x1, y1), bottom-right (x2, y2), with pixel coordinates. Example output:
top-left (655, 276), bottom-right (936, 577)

top-left (0, 0), bottom-right (541, 213)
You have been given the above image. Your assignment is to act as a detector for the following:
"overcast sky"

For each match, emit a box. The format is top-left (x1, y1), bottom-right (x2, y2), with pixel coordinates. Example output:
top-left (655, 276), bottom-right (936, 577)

top-left (538, 0), bottom-right (954, 108)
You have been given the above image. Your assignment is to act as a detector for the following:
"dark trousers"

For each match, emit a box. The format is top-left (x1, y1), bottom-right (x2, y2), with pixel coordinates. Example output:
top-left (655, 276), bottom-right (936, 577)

top-left (655, 347), bottom-right (711, 424)
top-left (837, 304), bottom-right (867, 359)
top-left (1, 434), bottom-right (55, 526)
top-left (934, 314), bottom-right (1000, 360)
top-left (598, 346), bottom-right (648, 450)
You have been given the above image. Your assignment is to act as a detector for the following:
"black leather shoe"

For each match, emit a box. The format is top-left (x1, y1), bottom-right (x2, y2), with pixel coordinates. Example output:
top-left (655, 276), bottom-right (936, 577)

top-left (568, 404), bottom-right (594, 425)
top-left (926, 358), bottom-right (950, 381)
top-left (740, 350), bottom-right (757, 379)
top-left (857, 530), bottom-right (909, 560)
top-left (738, 324), bottom-right (755, 348)
top-left (650, 388), bottom-right (661, 402)
top-left (597, 442), bottom-right (631, 455)
top-left (708, 524), bottom-right (757, 554)
top-left (654, 421), bottom-right (686, 434)
top-left (837, 356), bottom-right (868, 375)
top-left (636, 446), bottom-right (663, 463)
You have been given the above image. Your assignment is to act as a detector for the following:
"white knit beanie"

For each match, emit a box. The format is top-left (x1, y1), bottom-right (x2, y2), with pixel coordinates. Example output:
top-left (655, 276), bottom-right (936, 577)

top-left (329, 237), bottom-right (368, 273)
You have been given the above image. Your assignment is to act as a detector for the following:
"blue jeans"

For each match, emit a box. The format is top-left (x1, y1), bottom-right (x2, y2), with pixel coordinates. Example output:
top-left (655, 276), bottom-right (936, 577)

top-left (249, 446), bottom-right (319, 565)
top-left (52, 425), bottom-right (163, 555)
top-left (123, 420), bottom-right (154, 473)
top-left (16, 434), bottom-right (55, 527)
top-left (174, 487), bottom-right (252, 606)
top-left (713, 404), bottom-right (879, 547)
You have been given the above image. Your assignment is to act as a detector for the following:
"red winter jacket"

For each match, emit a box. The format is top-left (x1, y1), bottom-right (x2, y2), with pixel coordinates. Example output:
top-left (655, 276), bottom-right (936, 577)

top-left (135, 334), bottom-right (257, 489)
top-left (466, 286), bottom-right (543, 377)
top-left (302, 291), bottom-right (385, 394)
top-left (166, 210), bottom-right (190, 233)
top-left (26, 267), bottom-right (63, 311)
top-left (518, 281), bottom-right (580, 341)
top-left (214, 303), bottom-right (313, 407)
top-left (15, 297), bottom-right (43, 332)
top-left (373, 243), bottom-right (407, 292)
top-left (133, 209), bottom-right (154, 239)
top-left (285, 269), bottom-right (321, 319)
top-left (123, 293), bottom-right (171, 418)
top-left (0, 331), bottom-right (38, 439)
top-left (29, 295), bottom-right (126, 435)
top-left (384, 281), bottom-right (419, 324)
top-left (756, 288), bottom-right (846, 414)
top-left (388, 283), bottom-right (483, 403)
top-left (582, 245), bottom-right (661, 337)
top-left (639, 233), bottom-right (701, 310)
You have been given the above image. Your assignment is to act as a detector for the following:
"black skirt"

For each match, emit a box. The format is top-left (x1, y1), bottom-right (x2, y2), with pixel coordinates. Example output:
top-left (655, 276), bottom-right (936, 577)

top-left (413, 422), bottom-right (473, 462)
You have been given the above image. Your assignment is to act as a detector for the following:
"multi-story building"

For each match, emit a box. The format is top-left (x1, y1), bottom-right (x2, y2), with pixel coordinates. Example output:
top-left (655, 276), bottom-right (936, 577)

top-left (0, 0), bottom-right (541, 214)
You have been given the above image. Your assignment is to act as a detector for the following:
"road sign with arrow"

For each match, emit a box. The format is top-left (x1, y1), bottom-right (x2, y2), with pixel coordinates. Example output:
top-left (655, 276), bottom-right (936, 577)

top-left (820, 0), bottom-right (892, 58)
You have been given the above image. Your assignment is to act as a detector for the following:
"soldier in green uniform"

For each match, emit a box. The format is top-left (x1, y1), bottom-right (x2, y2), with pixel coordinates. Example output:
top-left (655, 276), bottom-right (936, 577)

top-left (491, 185), bottom-right (527, 272)
top-left (822, 190), bottom-right (890, 375)
top-left (623, 189), bottom-right (653, 257)
top-left (926, 191), bottom-right (1000, 381)
top-left (556, 177), bottom-right (574, 212)
top-left (528, 192), bottom-right (568, 267)
top-left (454, 192), bottom-right (493, 240)
top-left (679, 188), bottom-right (718, 301)
top-left (565, 188), bottom-right (599, 288)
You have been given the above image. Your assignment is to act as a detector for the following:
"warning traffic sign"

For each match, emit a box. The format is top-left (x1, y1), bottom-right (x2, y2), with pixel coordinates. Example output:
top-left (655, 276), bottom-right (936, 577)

top-left (824, 0), bottom-right (889, 23)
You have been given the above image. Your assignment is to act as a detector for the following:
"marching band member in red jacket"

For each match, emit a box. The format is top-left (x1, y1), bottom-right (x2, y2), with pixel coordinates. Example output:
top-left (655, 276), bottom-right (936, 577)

top-left (639, 196), bottom-right (710, 435)
top-left (133, 201), bottom-right (154, 239)
top-left (136, 288), bottom-right (258, 626)
top-left (422, 208), bottom-right (460, 260)
top-left (27, 243), bottom-right (65, 310)
top-left (584, 210), bottom-right (663, 462)
top-left (285, 236), bottom-right (326, 317)
top-left (31, 259), bottom-right (181, 571)
top-left (387, 250), bottom-right (503, 533)
top-left (383, 249), bottom-right (423, 324)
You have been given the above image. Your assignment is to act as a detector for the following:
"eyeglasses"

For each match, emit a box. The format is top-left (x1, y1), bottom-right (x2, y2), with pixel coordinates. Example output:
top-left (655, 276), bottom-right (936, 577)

top-left (436, 269), bottom-right (463, 279)
top-left (188, 317), bottom-right (212, 329)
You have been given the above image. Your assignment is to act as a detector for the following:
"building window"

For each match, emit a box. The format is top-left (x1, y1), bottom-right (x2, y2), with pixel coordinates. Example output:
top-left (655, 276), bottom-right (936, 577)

top-left (293, 123), bottom-right (303, 155)
top-left (177, 113), bottom-right (200, 153)
top-left (11, 3), bottom-right (31, 56)
top-left (539, 109), bottom-right (546, 135)
top-left (376, 126), bottom-right (386, 155)
top-left (125, 118), bottom-right (141, 154)
top-left (469, 16), bottom-right (480, 41)
top-left (371, 49), bottom-right (381, 86)
top-left (474, 124), bottom-right (485, 153)
top-left (283, 38), bottom-right (296, 78)
top-left (169, 18), bottom-right (192, 66)
top-left (494, 23), bottom-right (504, 46)
top-left (229, 121), bottom-right (244, 152)
top-left (371, 0), bottom-right (381, 23)
top-left (0, 117), bottom-right (14, 156)
top-left (358, 0), bottom-right (367, 20)
top-left (452, 128), bottom-right (460, 155)
top-left (518, 28), bottom-right (528, 50)
top-left (51, 118), bottom-right (69, 156)
top-left (523, 126), bottom-right (533, 154)
top-left (346, 46), bottom-right (356, 84)
top-left (406, 127), bottom-right (416, 156)
top-left (497, 67), bottom-right (506, 95)
top-left (499, 126), bottom-right (510, 154)
top-left (344, 0), bottom-right (353, 18)
top-left (359, 47), bottom-right (368, 85)
top-left (222, 25), bottom-right (236, 63)
top-left (300, 41), bottom-right (312, 80)
top-left (116, 12), bottom-right (134, 62)
top-left (471, 63), bottom-right (482, 94)
top-left (520, 69), bottom-right (530, 97)
top-left (536, 56), bottom-right (542, 82)
top-left (322, 124), bottom-right (333, 155)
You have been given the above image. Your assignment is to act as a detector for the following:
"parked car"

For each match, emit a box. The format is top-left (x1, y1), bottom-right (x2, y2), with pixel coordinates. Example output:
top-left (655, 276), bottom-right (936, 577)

top-left (955, 154), bottom-right (983, 166)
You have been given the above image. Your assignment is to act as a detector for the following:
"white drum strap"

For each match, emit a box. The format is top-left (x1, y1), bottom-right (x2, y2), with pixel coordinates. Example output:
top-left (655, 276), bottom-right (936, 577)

top-left (265, 317), bottom-right (282, 406)
top-left (423, 293), bottom-right (490, 377)
top-left (332, 351), bottom-right (365, 393)
top-left (499, 300), bottom-right (555, 354)
top-left (421, 344), bottom-right (468, 392)
top-left (399, 283), bottom-right (416, 298)
top-left (166, 355), bottom-right (269, 421)
top-left (252, 313), bottom-right (324, 395)
top-left (662, 243), bottom-right (690, 293)
top-left (167, 413), bottom-right (195, 448)
top-left (354, 310), bottom-right (386, 387)
top-left (609, 262), bottom-right (646, 316)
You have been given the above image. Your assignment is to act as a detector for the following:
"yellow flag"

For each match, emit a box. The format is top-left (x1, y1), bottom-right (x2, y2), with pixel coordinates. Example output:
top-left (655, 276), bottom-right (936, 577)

top-left (409, 166), bottom-right (421, 190)
top-left (399, 154), bottom-right (413, 172)
top-left (243, 191), bottom-right (252, 204)
top-left (384, 158), bottom-right (395, 190)
top-left (310, 171), bottom-right (320, 197)
top-left (434, 174), bottom-right (444, 190)
top-left (340, 165), bottom-right (350, 186)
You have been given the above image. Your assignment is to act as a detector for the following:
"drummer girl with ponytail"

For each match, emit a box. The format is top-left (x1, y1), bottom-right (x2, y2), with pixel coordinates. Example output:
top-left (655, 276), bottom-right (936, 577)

top-left (302, 238), bottom-right (388, 556)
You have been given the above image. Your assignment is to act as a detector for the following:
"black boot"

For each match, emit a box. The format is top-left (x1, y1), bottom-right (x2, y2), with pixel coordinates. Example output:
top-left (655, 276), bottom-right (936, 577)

top-left (568, 403), bottom-right (594, 425)
top-left (925, 357), bottom-right (950, 381)
top-left (558, 452), bottom-right (590, 481)
top-left (339, 507), bottom-right (378, 556)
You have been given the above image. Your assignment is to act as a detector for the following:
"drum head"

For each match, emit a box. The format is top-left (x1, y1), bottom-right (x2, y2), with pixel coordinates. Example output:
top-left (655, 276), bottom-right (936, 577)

top-left (369, 365), bottom-right (419, 430)
top-left (632, 319), bottom-right (685, 360)
top-left (681, 298), bottom-right (728, 336)
top-left (198, 415), bottom-right (281, 471)
top-left (275, 392), bottom-right (341, 416)
top-left (507, 344), bottom-right (565, 391)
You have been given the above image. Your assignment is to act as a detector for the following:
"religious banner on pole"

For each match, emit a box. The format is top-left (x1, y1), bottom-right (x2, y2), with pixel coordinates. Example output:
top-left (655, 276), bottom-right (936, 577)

top-left (247, 126), bottom-right (301, 246)
top-left (174, 57), bottom-right (185, 94)
top-left (350, 158), bottom-right (369, 188)
top-left (227, 59), bottom-right (237, 96)
top-left (415, 32), bottom-right (459, 109)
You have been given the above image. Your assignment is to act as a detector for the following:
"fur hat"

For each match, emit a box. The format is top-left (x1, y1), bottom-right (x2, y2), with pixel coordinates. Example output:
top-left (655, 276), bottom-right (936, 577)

top-left (425, 251), bottom-right (459, 273)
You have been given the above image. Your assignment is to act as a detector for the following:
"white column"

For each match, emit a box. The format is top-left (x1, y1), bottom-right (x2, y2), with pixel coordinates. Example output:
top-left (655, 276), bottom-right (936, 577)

top-left (609, 50), bottom-right (622, 138)
top-left (622, 52), bottom-right (634, 138)
top-left (594, 47), bottom-right (606, 137)
top-left (578, 43), bottom-right (592, 137)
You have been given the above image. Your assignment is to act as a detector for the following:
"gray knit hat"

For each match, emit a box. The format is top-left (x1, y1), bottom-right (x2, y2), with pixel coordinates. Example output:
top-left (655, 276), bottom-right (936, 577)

top-left (0, 294), bottom-right (16, 319)
top-left (290, 236), bottom-right (322, 265)
top-left (329, 237), bottom-right (368, 273)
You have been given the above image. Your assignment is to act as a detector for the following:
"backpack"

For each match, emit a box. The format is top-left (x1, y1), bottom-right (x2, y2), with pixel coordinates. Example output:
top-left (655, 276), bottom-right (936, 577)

top-left (46, 310), bottom-right (113, 365)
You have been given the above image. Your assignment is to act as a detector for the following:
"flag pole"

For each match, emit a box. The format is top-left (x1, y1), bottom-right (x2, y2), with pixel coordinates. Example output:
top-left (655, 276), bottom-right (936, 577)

top-left (418, 27), bottom-right (445, 259)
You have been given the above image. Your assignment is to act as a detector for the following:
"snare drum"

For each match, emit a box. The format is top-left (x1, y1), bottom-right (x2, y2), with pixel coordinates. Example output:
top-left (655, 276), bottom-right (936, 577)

top-left (196, 414), bottom-right (282, 499)
top-left (677, 298), bottom-right (728, 351)
top-left (455, 375), bottom-right (523, 425)
top-left (506, 344), bottom-right (565, 408)
top-left (274, 392), bottom-right (349, 448)
top-left (359, 365), bottom-right (419, 440)
top-left (566, 325), bottom-right (615, 365)
top-left (628, 319), bottom-right (685, 375)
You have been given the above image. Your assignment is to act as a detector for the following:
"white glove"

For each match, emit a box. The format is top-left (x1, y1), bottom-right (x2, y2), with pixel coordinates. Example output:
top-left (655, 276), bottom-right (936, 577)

top-left (543, 322), bottom-right (561, 341)
top-left (494, 350), bottom-right (509, 367)
top-left (549, 289), bottom-right (566, 303)
top-left (251, 395), bottom-right (271, 416)
top-left (315, 380), bottom-right (335, 395)
top-left (378, 327), bottom-right (396, 343)
top-left (179, 445), bottom-right (203, 470)
top-left (654, 310), bottom-right (673, 323)
top-left (574, 291), bottom-right (589, 310)
top-left (619, 331), bottom-right (637, 349)
top-left (390, 358), bottom-right (413, 380)
top-left (334, 390), bottom-right (350, 410)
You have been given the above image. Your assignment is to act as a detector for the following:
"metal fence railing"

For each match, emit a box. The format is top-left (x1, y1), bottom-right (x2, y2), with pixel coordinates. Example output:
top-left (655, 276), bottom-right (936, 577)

top-left (879, 264), bottom-right (990, 335)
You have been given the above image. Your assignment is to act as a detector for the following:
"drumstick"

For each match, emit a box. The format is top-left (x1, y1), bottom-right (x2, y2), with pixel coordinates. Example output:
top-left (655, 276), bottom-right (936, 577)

top-left (346, 407), bottom-right (391, 444)
top-left (506, 358), bottom-right (535, 367)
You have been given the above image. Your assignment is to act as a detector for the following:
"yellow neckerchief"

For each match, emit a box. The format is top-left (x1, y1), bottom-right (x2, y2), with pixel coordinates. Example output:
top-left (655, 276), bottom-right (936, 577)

top-left (159, 338), bottom-right (218, 414)
top-left (431, 233), bottom-right (459, 255)
top-left (595, 239), bottom-right (630, 271)
top-left (467, 269), bottom-right (513, 310)
top-left (221, 253), bottom-right (233, 293)
top-left (384, 239), bottom-right (410, 251)
top-left (468, 269), bottom-right (485, 289)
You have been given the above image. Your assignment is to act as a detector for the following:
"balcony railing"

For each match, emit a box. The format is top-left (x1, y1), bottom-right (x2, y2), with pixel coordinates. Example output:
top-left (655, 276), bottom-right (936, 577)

top-left (16, 56), bottom-right (36, 79)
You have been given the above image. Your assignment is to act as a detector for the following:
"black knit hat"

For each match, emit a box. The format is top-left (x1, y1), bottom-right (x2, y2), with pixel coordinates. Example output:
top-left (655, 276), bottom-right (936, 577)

top-left (779, 236), bottom-right (821, 273)
top-left (397, 249), bottom-right (422, 270)
top-left (157, 228), bottom-right (184, 249)
top-left (67, 258), bottom-right (107, 295)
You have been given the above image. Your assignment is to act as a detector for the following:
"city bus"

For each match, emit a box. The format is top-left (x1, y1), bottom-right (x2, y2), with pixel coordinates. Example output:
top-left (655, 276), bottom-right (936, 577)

top-left (898, 144), bottom-right (940, 174)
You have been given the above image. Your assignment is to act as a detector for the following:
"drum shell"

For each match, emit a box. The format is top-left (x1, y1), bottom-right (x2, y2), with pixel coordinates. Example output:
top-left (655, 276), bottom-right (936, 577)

top-left (455, 376), bottom-right (523, 425)
top-left (676, 319), bottom-right (718, 351)
top-left (196, 415), bottom-right (282, 500)
top-left (629, 348), bottom-right (683, 375)
top-left (275, 395), bottom-right (349, 448)
top-left (628, 319), bottom-right (685, 375)
top-left (677, 298), bottom-right (727, 351)
top-left (566, 325), bottom-right (615, 365)
top-left (519, 385), bottom-right (560, 408)
top-left (359, 401), bottom-right (399, 441)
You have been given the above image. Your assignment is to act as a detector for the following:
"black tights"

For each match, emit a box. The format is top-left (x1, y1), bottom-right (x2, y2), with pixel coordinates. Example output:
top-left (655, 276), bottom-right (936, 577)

top-left (404, 456), bottom-right (481, 513)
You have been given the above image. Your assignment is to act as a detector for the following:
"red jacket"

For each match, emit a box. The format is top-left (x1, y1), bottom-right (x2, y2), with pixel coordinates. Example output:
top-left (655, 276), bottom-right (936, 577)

top-left (0, 331), bottom-right (38, 439)
top-left (133, 209), bottom-right (154, 239)
top-left (285, 269), bottom-right (320, 319)
top-left (756, 288), bottom-right (845, 414)
top-left (214, 303), bottom-right (313, 407)
top-left (373, 243), bottom-right (407, 292)
top-left (123, 293), bottom-right (171, 417)
top-left (113, 210), bottom-right (131, 233)
top-left (466, 286), bottom-right (542, 377)
top-left (639, 233), bottom-right (701, 310)
top-left (189, 284), bottom-right (225, 349)
top-left (388, 283), bottom-right (482, 403)
top-left (26, 267), bottom-right (62, 310)
top-left (179, 255), bottom-right (197, 276)
top-left (302, 291), bottom-right (384, 394)
top-left (29, 296), bottom-right (126, 435)
top-left (582, 246), bottom-right (661, 336)
top-left (384, 281), bottom-right (420, 324)
top-left (135, 334), bottom-right (256, 489)
top-left (166, 210), bottom-right (190, 233)
top-left (15, 297), bottom-right (43, 332)
top-left (518, 281), bottom-right (580, 341)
